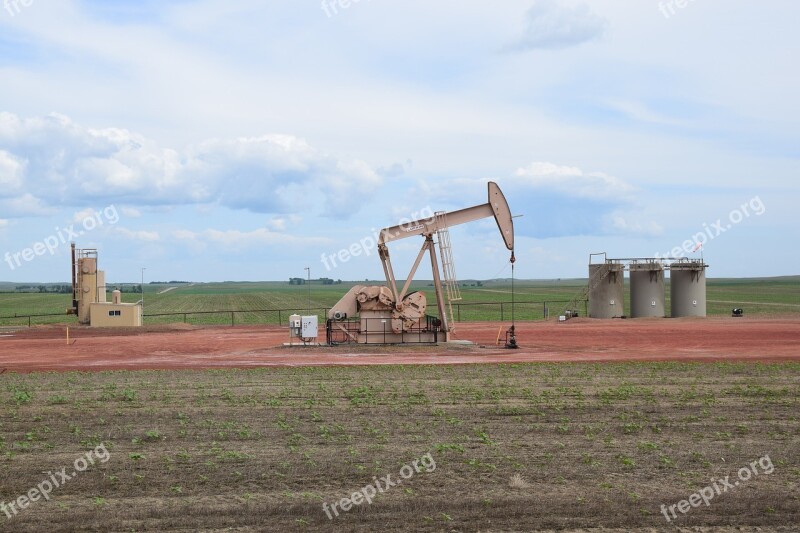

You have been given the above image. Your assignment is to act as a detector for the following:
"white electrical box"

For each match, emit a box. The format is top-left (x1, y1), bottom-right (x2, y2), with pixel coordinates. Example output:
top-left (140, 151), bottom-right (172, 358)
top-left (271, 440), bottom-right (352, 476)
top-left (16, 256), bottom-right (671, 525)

top-left (301, 316), bottom-right (318, 339)
top-left (289, 314), bottom-right (302, 338)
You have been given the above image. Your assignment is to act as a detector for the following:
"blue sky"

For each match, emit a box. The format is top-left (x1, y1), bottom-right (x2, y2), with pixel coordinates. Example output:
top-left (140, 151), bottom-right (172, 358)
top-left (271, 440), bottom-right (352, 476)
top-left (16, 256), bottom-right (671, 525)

top-left (0, 0), bottom-right (797, 283)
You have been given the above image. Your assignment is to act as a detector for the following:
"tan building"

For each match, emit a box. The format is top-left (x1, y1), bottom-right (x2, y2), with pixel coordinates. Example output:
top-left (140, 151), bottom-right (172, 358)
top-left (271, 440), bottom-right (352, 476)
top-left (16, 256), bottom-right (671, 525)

top-left (90, 291), bottom-right (142, 327)
top-left (70, 244), bottom-right (142, 327)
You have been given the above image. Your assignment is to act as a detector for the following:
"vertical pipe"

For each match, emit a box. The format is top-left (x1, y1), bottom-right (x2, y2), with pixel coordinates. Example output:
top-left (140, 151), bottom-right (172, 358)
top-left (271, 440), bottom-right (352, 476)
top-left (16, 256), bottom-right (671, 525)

top-left (426, 237), bottom-right (449, 336)
top-left (70, 242), bottom-right (78, 311)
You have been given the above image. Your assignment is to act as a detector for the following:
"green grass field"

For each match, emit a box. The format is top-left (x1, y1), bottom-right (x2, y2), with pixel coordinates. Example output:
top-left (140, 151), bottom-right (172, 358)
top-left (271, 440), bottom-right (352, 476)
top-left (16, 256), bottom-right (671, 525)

top-left (0, 277), bottom-right (798, 327)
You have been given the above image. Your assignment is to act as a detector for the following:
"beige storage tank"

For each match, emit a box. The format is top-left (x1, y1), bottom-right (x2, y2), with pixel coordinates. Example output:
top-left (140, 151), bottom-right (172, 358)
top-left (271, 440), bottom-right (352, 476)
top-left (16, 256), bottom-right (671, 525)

top-left (670, 260), bottom-right (707, 317)
top-left (630, 262), bottom-right (665, 318)
top-left (588, 262), bottom-right (625, 318)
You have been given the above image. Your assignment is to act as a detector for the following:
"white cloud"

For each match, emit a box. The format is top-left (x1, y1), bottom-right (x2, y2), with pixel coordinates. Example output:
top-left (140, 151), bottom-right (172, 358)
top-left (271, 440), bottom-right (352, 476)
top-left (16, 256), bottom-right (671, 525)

top-left (415, 163), bottom-right (658, 239)
top-left (172, 227), bottom-right (330, 250)
top-left (266, 215), bottom-right (301, 231)
top-left (0, 149), bottom-right (25, 195)
top-left (267, 217), bottom-right (287, 231)
top-left (114, 227), bottom-right (161, 242)
top-left (121, 206), bottom-right (142, 218)
top-left (72, 208), bottom-right (96, 224)
top-left (0, 193), bottom-right (55, 217)
top-left (504, 0), bottom-right (607, 52)
top-left (0, 113), bottom-right (383, 219)
top-left (513, 162), bottom-right (635, 200)
top-left (605, 212), bottom-right (663, 237)
top-left (0, 219), bottom-right (8, 229)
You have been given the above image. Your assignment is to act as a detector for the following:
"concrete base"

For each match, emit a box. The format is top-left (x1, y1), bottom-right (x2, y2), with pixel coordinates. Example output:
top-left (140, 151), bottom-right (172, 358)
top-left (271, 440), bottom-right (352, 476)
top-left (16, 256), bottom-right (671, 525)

top-left (282, 342), bottom-right (323, 347)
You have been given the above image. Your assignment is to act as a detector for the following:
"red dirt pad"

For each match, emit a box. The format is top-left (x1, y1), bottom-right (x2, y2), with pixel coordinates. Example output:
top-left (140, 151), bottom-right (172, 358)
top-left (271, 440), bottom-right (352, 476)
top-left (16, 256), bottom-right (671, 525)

top-left (0, 317), bottom-right (798, 372)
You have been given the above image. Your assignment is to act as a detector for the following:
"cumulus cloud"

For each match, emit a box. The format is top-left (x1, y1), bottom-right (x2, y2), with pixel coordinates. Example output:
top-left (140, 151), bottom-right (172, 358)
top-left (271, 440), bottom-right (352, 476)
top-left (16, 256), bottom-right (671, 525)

top-left (418, 162), bottom-right (659, 239)
top-left (72, 208), bottom-right (97, 224)
top-left (0, 112), bottom-right (383, 219)
top-left (266, 215), bottom-right (301, 231)
top-left (0, 150), bottom-right (25, 196)
top-left (604, 212), bottom-right (663, 237)
top-left (0, 193), bottom-right (55, 217)
top-left (172, 227), bottom-right (330, 250)
top-left (120, 207), bottom-right (142, 217)
top-left (377, 159), bottom-right (413, 179)
top-left (114, 227), bottom-right (161, 242)
top-left (504, 0), bottom-right (607, 52)
top-left (513, 162), bottom-right (634, 200)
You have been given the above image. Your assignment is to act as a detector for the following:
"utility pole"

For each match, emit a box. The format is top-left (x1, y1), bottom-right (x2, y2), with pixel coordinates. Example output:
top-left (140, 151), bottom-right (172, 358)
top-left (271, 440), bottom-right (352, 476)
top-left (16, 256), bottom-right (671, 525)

top-left (141, 267), bottom-right (146, 325)
top-left (304, 267), bottom-right (311, 314)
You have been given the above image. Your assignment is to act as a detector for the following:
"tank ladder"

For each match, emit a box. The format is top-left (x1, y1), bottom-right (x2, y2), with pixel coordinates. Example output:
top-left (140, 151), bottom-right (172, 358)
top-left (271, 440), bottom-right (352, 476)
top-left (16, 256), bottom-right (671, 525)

top-left (435, 211), bottom-right (462, 329)
top-left (561, 263), bottom-right (613, 317)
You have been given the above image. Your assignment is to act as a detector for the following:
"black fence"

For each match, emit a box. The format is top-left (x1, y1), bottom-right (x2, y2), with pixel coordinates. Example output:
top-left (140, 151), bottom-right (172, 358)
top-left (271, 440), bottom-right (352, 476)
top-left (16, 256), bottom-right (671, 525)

top-left (0, 300), bottom-right (587, 328)
top-left (143, 308), bottom-right (331, 326)
top-left (0, 313), bottom-right (78, 328)
top-left (449, 300), bottom-right (586, 322)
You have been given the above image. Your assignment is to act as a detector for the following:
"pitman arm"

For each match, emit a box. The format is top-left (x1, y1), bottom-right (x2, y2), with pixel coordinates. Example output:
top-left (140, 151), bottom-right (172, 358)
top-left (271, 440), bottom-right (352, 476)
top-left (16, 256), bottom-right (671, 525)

top-left (378, 181), bottom-right (514, 250)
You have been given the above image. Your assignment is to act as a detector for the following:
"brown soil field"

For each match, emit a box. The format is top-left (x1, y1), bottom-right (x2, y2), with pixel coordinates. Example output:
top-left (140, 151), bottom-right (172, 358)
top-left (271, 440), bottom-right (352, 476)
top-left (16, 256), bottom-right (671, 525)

top-left (0, 361), bottom-right (797, 532)
top-left (0, 317), bottom-right (798, 373)
top-left (1, 318), bottom-right (797, 531)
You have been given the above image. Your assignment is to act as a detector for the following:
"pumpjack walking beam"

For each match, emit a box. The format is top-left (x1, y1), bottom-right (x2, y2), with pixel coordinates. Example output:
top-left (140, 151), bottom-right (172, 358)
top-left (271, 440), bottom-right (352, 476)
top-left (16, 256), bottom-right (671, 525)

top-left (376, 181), bottom-right (515, 335)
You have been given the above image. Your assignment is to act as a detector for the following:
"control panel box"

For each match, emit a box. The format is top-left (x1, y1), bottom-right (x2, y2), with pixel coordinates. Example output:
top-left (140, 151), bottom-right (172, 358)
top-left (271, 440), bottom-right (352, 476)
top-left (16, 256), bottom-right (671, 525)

top-left (301, 316), bottom-right (318, 339)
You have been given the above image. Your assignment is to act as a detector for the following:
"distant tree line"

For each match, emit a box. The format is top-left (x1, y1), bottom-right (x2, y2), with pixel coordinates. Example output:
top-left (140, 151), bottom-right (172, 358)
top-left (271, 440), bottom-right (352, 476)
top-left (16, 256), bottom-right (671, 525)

top-left (116, 285), bottom-right (143, 293)
top-left (9, 284), bottom-right (148, 294)
top-left (289, 278), bottom-right (342, 285)
top-left (14, 285), bottom-right (72, 293)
